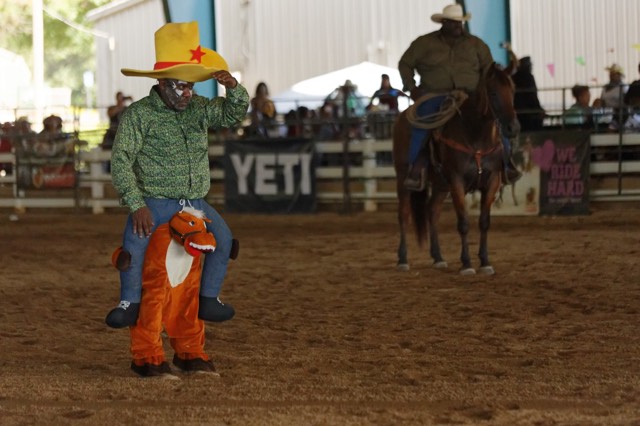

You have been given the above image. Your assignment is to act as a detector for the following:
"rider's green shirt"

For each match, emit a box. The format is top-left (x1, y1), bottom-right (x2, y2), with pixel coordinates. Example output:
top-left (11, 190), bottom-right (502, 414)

top-left (399, 30), bottom-right (494, 94)
top-left (111, 84), bottom-right (249, 212)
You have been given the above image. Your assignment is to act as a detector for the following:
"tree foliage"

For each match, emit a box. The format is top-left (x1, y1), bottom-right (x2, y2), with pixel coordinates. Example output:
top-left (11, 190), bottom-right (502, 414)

top-left (0, 0), bottom-right (112, 105)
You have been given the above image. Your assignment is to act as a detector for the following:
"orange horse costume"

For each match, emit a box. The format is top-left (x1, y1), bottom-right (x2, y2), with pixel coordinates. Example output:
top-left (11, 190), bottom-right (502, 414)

top-left (113, 207), bottom-right (218, 377)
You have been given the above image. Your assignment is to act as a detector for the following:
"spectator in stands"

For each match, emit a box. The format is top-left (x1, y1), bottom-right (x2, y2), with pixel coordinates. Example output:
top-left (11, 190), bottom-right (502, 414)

top-left (315, 102), bottom-right (339, 141)
top-left (595, 63), bottom-right (628, 129)
top-left (285, 106), bottom-right (313, 138)
top-left (326, 80), bottom-right (366, 138)
top-left (622, 109), bottom-right (640, 132)
top-left (101, 91), bottom-right (132, 150)
top-left (512, 56), bottom-right (545, 132)
top-left (35, 115), bottom-right (71, 158)
top-left (0, 122), bottom-right (14, 175)
top-left (563, 85), bottom-right (595, 129)
top-left (14, 117), bottom-right (34, 136)
top-left (624, 62), bottom-right (640, 108)
top-left (620, 63), bottom-right (640, 133)
top-left (39, 115), bottom-right (65, 141)
top-left (12, 117), bottom-right (36, 152)
top-left (366, 74), bottom-right (408, 113)
top-left (247, 81), bottom-right (277, 138)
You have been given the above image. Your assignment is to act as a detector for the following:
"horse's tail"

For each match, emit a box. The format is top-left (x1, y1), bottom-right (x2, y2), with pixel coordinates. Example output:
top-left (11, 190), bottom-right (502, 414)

top-left (410, 188), bottom-right (428, 248)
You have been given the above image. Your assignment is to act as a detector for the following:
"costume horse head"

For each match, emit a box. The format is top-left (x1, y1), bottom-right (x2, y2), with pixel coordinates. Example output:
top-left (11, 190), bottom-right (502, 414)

top-left (393, 62), bottom-right (519, 274)
top-left (169, 207), bottom-right (216, 257)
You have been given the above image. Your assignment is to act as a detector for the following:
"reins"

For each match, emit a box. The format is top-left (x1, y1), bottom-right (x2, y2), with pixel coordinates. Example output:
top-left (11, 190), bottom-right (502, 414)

top-left (170, 226), bottom-right (202, 244)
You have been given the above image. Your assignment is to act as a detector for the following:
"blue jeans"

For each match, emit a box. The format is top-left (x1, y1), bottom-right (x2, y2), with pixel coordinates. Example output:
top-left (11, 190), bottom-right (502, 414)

top-left (119, 198), bottom-right (232, 302)
top-left (409, 95), bottom-right (446, 164)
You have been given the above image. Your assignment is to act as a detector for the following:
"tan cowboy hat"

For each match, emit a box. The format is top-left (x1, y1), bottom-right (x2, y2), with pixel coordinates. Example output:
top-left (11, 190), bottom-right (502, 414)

top-left (605, 63), bottom-right (624, 76)
top-left (121, 21), bottom-right (228, 82)
top-left (431, 4), bottom-right (471, 23)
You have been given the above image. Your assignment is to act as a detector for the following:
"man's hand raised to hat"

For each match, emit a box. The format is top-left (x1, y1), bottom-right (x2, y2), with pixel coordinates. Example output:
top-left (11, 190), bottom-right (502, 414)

top-left (212, 70), bottom-right (237, 89)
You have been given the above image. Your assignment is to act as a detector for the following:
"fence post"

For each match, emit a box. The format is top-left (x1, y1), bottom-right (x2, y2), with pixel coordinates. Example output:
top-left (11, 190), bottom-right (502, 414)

top-left (362, 138), bottom-right (378, 212)
top-left (87, 147), bottom-right (105, 214)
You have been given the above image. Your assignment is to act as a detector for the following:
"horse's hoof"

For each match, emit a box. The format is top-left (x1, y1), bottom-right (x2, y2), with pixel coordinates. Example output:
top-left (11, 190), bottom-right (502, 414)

top-left (460, 267), bottom-right (476, 275)
top-left (433, 261), bottom-right (448, 269)
top-left (479, 266), bottom-right (495, 275)
top-left (397, 263), bottom-right (410, 272)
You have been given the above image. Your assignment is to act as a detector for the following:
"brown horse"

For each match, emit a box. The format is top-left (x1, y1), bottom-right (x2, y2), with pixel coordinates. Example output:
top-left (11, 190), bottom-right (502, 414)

top-left (392, 62), bottom-right (519, 274)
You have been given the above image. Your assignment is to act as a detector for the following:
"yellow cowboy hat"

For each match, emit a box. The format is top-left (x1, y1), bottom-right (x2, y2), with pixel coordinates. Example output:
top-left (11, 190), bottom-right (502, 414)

top-left (121, 21), bottom-right (228, 82)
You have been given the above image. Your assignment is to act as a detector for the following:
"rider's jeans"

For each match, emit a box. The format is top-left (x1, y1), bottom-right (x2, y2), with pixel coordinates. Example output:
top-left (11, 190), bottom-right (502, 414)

top-left (119, 198), bottom-right (232, 302)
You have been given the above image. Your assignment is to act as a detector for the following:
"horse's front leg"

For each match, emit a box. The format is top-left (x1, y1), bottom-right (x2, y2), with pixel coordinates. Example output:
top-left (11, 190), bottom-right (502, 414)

top-left (449, 182), bottom-right (474, 275)
top-left (397, 188), bottom-right (411, 271)
top-left (427, 190), bottom-right (448, 269)
top-left (478, 176), bottom-right (502, 275)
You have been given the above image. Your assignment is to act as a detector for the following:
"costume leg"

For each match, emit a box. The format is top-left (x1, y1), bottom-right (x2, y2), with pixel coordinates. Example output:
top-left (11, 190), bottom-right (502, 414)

top-left (193, 199), bottom-right (236, 322)
top-left (165, 264), bottom-right (207, 361)
top-left (129, 234), bottom-right (169, 366)
top-left (166, 259), bottom-right (216, 374)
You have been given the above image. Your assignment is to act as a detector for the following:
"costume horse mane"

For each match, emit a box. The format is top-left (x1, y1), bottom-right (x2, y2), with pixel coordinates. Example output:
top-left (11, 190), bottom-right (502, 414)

top-left (393, 62), bottom-right (519, 274)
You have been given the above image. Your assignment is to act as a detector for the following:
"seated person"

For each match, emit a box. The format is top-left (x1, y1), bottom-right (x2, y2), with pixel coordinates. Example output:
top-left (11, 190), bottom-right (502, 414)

top-left (563, 85), bottom-right (595, 129)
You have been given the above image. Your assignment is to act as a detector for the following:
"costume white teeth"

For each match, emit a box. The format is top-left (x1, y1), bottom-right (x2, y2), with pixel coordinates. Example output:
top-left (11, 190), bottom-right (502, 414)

top-left (189, 243), bottom-right (215, 252)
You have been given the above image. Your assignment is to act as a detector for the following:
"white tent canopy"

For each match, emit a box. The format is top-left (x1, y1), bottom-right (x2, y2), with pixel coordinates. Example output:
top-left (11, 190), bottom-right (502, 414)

top-left (272, 61), bottom-right (409, 113)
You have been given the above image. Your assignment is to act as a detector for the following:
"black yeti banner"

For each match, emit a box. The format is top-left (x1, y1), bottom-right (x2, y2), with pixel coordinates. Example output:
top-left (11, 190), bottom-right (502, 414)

top-left (224, 138), bottom-right (317, 213)
top-left (524, 130), bottom-right (590, 215)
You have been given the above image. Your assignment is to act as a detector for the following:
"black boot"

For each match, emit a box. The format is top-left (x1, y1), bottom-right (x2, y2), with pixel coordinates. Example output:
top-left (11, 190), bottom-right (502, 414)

top-left (105, 301), bottom-right (140, 328)
top-left (198, 296), bottom-right (235, 322)
top-left (504, 156), bottom-right (522, 185)
top-left (403, 163), bottom-right (426, 192)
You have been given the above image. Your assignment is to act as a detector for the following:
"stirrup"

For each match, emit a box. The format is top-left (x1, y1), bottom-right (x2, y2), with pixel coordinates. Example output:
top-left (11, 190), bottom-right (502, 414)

top-left (404, 167), bottom-right (426, 192)
top-left (503, 158), bottom-right (522, 185)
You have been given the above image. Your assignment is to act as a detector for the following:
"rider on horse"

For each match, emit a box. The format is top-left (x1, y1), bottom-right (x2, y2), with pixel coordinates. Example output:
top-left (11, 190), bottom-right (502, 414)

top-left (398, 3), bottom-right (522, 191)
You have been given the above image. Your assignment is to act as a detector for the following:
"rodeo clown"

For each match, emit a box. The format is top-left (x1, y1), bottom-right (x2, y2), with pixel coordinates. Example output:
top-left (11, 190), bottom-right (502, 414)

top-left (105, 20), bottom-right (248, 356)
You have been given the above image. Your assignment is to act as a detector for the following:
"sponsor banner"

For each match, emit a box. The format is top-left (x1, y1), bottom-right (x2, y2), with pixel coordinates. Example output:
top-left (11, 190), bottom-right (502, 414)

top-left (465, 130), bottom-right (590, 216)
top-left (224, 138), bottom-right (317, 213)
top-left (527, 130), bottom-right (591, 215)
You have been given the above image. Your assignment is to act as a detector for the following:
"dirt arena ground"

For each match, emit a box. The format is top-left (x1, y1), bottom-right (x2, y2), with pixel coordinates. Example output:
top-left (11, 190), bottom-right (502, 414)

top-left (0, 202), bottom-right (639, 425)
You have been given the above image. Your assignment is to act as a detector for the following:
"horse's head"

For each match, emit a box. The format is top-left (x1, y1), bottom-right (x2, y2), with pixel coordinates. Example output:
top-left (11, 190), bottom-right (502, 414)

top-left (481, 62), bottom-right (520, 138)
top-left (169, 207), bottom-right (216, 257)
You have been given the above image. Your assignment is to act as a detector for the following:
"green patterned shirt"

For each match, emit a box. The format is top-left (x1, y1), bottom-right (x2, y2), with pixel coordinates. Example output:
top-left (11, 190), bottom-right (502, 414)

top-left (111, 84), bottom-right (249, 212)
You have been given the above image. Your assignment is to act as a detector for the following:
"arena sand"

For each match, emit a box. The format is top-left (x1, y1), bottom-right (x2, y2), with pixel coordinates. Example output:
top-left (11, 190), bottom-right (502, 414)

top-left (0, 202), bottom-right (639, 425)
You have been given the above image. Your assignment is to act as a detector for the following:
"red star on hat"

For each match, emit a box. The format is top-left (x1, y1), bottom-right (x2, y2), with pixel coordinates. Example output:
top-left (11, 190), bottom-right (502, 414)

top-left (190, 45), bottom-right (206, 63)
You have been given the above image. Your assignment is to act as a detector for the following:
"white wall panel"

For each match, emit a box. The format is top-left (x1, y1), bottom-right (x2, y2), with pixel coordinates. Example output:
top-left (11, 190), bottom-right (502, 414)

top-left (89, 0), bottom-right (165, 112)
top-left (215, 0), bottom-right (449, 100)
top-left (510, 0), bottom-right (640, 112)
top-left (90, 0), bottom-right (640, 116)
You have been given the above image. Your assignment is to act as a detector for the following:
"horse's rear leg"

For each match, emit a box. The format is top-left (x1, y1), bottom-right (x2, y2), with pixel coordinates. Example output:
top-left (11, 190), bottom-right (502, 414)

top-left (427, 191), bottom-right (448, 269)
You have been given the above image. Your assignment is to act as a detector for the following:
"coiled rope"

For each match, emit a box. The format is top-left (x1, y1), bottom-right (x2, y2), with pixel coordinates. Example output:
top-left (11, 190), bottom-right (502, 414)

top-left (406, 90), bottom-right (469, 129)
